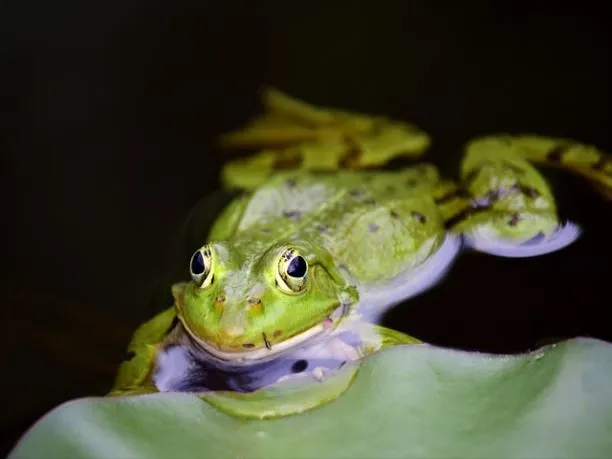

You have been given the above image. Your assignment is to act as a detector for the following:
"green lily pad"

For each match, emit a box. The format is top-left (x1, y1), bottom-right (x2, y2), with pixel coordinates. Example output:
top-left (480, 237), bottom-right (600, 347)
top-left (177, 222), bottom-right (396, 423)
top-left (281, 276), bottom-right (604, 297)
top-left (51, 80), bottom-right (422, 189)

top-left (9, 338), bottom-right (612, 459)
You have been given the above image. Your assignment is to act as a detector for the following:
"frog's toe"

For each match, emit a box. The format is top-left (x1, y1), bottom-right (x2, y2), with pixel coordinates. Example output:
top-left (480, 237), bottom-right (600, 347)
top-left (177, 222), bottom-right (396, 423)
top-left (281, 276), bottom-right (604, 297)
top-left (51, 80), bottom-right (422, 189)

top-left (464, 220), bottom-right (581, 258)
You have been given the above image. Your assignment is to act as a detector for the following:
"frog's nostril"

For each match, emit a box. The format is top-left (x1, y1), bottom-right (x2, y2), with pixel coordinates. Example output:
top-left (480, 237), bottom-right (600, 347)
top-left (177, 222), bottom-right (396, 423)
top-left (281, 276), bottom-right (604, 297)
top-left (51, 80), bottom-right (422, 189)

top-left (214, 295), bottom-right (225, 311)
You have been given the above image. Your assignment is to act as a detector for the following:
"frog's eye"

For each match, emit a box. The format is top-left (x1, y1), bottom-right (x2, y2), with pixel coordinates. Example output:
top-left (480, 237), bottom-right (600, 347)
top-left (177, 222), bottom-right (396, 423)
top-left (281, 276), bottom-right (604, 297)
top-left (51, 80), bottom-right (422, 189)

top-left (276, 248), bottom-right (308, 294)
top-left (190, 245), bottom-right (214, 288)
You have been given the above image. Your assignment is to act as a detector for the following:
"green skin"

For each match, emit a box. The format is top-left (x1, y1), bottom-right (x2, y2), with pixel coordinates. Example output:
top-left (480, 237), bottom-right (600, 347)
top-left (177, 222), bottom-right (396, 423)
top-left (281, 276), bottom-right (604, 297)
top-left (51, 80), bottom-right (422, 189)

top-left (111, 92), bottom-right (609, 415)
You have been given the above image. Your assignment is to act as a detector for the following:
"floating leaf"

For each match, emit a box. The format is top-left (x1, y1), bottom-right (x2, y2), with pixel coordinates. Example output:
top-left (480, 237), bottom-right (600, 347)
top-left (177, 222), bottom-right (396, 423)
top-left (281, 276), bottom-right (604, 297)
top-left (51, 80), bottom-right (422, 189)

top-left (9, 338), bottom-right (612, 459)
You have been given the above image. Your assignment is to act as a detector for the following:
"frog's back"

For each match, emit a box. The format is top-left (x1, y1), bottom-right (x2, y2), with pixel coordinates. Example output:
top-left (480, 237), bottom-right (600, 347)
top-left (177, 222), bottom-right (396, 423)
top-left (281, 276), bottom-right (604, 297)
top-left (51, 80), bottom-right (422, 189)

top-left (224, 165), bottom-right (447, 285)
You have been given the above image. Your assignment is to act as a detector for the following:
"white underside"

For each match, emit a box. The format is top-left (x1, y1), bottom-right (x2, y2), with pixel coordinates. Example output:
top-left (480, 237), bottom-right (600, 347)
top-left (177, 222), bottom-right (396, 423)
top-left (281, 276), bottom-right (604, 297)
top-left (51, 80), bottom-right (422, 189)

top-left (155, 346), bottom-right (193, 392)
top-left (154, 326), bottom-right (364, 392)
top-left (357, 233), bottom-right (463, 323)
top-left (463, 221), bottom-right (582, 258)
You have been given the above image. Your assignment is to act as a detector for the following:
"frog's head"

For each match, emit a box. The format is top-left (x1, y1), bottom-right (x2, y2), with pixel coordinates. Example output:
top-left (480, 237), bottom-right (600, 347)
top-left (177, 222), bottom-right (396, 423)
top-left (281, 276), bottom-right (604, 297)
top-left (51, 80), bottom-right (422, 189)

top-left (460, 209), bottom-right (581, 258)
top-left (172, 240), bottom-right (357, 365)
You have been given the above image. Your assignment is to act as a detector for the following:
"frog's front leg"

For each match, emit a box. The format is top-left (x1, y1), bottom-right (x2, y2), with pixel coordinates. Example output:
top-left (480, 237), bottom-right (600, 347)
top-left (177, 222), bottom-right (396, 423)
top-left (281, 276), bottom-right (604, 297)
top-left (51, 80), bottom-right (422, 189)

top-left (440, 137), bottom-right (582, 258)
top-left (109, 307), bottom-right (178, 396)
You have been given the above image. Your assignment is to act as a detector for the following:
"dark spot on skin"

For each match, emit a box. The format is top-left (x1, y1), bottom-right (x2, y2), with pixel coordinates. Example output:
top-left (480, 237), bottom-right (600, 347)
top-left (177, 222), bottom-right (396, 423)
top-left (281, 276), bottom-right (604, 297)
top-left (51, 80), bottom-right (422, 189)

top-left (435, 189), bottom-right (471, 204)
top-left (247, 297), bottom-right (261, 306)
top-left (282, 210), bottom-right (301, 221)
top-left (508, 183), bottom-right (521, 193)
top-left (368, 222), bottom-right (379, 232)
top-left (593, 156), bottom-right (608, 171)
top-left (445, 179), bottom-right (541, 229)
top-left (546, 145), bottom-right (569, 162)
top-left (502, 161), bottom-right (526, 174)
top-left (242, 343), bottom-right (255, 349)
top-left (386, 185), bottom-right (396, 193)
top-left (522, 185), bottom-right (540, 198)
top-left (444, 207), bottom-right (474, 229)
top-left (315, 223), bottom-right (329, 233)
top-left (412, 211), bottom-right (427, 223)
top-left (339, 137), bottom-right (362, 168)
top-left (406, 178), bottom-right (418, 187)
top-left (125, 351), bottom-right (136, 361)
top-left (263, 333), bottom-right (272, 350)
top-left (364, 198), bottom-right (377, 206)
top-left (273, 149), bottom-right (303, 170)
top-left (273, 330), bottom-right (282, 338)
top-left (291, 360), bottom-right (308, 373)
top-left (464, 160), bottom-right (497, 185)
top-left (285, 178), bottom-right (297, 188)
top-left (349, 188), bottom-right (364, 197)
top-left (508, 213), bottom-right (521, 226)
top-left (390, 210), bottom-right (400, 219)
top-left (463, 167), bottom-right (482, 185)
top-left (495, 183), bottom-right (540, 201)
top-left (471, 189), bottom-right (499, 209)
top-left (261, 228), bottom-right (271, 235)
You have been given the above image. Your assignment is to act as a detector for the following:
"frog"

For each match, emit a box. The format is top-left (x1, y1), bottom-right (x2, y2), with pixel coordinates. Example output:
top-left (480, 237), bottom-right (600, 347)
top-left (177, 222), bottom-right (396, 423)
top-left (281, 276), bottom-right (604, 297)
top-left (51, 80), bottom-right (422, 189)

top-left (110, 88), bottom-right (611, 416)
top-left (111, 166), bottom-right (454, 398)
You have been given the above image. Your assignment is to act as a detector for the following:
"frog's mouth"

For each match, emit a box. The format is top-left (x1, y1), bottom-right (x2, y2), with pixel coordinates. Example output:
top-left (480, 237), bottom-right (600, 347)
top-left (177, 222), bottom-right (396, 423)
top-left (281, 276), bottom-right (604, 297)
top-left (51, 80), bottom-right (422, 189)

top-left (181, 302), bottom-right (349, 366)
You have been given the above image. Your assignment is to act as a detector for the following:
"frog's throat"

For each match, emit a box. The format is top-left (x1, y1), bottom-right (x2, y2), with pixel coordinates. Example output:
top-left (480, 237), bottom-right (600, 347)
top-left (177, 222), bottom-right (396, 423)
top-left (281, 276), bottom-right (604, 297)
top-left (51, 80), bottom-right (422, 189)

top-left (180, 301), bottom-right (350, 366)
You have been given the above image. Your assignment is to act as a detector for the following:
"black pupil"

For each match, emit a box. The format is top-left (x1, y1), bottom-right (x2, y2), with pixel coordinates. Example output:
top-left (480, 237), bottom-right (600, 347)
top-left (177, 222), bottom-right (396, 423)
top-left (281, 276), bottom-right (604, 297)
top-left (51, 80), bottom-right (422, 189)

top-left (191, 251), bottom-right (206, 275)
top-left (287, 255), bottom-right (307, 278)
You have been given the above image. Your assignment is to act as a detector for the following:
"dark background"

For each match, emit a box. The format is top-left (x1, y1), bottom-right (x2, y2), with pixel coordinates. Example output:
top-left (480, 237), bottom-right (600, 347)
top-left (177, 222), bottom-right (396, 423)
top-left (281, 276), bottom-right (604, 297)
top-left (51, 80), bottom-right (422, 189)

top-left (2, 1), bottom-right (611, 454)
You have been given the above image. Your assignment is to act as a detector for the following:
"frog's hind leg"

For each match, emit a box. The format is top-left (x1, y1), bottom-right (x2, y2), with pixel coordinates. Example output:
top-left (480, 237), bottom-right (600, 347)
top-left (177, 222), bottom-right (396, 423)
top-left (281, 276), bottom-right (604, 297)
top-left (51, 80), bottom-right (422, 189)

top-left (445, 137), bottom-right (581, 258)
top-left (483, 134), bottom-right (612, 200)
top-left (217, 88), bottom-right (431, 190)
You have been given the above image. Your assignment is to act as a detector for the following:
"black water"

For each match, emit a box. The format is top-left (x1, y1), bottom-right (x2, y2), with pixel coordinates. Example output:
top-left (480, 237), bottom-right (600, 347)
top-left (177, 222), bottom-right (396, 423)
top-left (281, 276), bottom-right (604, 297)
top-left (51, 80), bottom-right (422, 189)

top-left (3, 1), bottom-right (611, 454)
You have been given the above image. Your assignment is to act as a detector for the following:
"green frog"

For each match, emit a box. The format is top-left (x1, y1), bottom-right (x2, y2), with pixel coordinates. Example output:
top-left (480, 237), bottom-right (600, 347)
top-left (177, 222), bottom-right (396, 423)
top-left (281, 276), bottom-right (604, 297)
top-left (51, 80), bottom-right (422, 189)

top-left (110, 88), bottom-right (610, 415)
